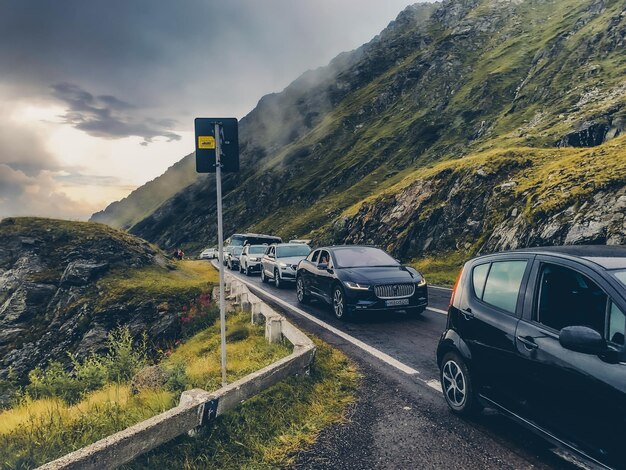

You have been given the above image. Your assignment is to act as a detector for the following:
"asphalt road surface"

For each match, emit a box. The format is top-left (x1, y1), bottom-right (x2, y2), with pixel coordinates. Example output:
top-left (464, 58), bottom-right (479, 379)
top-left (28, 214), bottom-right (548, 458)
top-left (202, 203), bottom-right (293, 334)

top-left (216, 262), bottom-right (586, 470)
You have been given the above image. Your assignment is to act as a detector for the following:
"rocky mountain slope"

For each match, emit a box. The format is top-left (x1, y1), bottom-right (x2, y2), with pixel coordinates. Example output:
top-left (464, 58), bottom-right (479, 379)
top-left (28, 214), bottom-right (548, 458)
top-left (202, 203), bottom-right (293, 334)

top-left (0, 218), bottom-right (214, 388)
top-left (94, 0), bottom-right (626, 269)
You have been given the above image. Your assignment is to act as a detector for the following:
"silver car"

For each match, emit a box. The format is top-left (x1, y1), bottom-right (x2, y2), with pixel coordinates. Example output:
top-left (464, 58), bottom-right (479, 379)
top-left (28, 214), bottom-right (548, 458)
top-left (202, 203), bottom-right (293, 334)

top-left (239, 244), bottom-right (267, 276)
top-left (261, 243), bottom-right (311, 288)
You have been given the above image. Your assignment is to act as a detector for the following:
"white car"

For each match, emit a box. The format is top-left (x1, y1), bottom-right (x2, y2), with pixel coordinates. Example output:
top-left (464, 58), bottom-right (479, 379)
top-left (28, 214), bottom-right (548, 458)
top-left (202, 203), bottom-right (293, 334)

top-left (199, 248), bottom-right (217, 259)
top-left (261, 243), bottom-right (311, 288)
top-left (239, 244), bottom-right (267, 276)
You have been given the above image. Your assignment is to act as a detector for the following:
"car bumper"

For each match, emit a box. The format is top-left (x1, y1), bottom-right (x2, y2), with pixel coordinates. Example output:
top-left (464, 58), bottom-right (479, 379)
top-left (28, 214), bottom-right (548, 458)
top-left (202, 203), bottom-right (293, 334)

top-left (246, 261), bottom-right (261, 272)
top-left (345, 285), bottom-right (428, 313)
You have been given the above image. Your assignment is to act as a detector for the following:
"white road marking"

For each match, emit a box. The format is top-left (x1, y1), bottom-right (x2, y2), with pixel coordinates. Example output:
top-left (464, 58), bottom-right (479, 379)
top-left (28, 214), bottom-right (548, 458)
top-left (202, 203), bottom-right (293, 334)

top-left (232, 274), bottom-right (421, 376)
top-left (429, 285), bottom-right (453, 291)
top-left (426, 379), bottom-right (443, 393)
top-left (426, 307), bottom-right (448, 315)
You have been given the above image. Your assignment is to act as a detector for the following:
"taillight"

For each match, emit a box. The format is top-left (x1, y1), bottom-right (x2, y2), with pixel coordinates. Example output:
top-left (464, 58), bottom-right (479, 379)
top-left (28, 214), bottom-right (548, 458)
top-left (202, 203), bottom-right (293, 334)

top-left (449, 266), bottom-right (465, 309)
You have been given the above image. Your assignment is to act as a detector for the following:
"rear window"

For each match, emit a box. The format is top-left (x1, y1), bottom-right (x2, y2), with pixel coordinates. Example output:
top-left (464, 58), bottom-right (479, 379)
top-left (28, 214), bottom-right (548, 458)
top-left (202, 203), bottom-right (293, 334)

top-left (480, 261), bottom-right (527, 314)
top-left (472, 263), bottom-right (490, 299)
top-left (613, 270), bottom-right (626, 287)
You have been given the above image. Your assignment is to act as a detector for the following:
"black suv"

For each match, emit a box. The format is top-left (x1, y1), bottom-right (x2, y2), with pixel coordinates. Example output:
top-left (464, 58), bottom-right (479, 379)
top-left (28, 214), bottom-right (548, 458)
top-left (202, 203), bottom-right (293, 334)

top-left (437, 246), bottom-right (626, 469)
top-left (296, 245), bottom-right (427, 320)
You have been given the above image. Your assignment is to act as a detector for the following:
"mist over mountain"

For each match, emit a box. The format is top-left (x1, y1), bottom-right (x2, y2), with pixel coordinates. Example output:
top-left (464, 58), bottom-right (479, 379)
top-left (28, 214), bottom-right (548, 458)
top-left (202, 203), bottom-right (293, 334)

top-left (92, 0), bottom-right (626, 264)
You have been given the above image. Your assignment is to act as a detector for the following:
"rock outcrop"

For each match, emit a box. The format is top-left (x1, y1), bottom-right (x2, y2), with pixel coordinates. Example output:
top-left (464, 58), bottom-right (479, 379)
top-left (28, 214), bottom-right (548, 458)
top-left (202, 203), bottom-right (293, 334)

top-left (0, 218), bottom-right (182, 388)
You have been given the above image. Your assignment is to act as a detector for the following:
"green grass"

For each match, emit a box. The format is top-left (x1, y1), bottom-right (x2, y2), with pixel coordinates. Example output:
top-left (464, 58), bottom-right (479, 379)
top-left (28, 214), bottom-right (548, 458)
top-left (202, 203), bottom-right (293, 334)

top-left (93, 260), bottom-right (219, 312)
top-left (0, 312), bottom-right (294, 469)
top-left (410, 251), bottom-right (469, 287)
top-left (125, 337), bottom-right (359, 470)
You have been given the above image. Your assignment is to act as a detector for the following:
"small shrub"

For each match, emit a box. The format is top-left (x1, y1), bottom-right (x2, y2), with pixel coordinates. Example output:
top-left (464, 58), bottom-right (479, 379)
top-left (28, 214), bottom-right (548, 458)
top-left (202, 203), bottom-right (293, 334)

top-left (165, 361), bottom-right (189, 393)
top-left (105, 328), bottom-right (148, 383)
top-left (26, 362), bottom-right (82, 404)
top-left (225, 325), bottom-right (249, 342)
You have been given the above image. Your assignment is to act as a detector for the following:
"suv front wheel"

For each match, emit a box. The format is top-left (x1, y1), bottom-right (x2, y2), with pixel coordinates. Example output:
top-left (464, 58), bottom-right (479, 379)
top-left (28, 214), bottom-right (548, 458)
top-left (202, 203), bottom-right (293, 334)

top-left (440, 352), bottom-right (481, 416)
top-left (261, 268), bottom-right (268, 283)
top-left (296, 276), bottom-right (310, 304)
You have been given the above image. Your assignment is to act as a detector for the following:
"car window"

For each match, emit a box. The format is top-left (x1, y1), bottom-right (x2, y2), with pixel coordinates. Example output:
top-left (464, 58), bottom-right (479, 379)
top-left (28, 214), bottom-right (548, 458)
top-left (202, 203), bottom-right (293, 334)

top-left (332, 246), bottom-right (397, 268)
top-left (536, 263), bottom-right (607, 334)
top-left (472, 263), bottom-right (490, 299)
top-left (276, 244), bottom-right (311, 258)
top-left (481, 260), bottom-right (527, 314)
top-left (319, 250), bottom-right (330, 265)
top-left (608, 302), bottom-right (625, 346)
top-left (249, 246), bottom-right (266, 254)
top-left (310, 250), bottom-right (319, 263)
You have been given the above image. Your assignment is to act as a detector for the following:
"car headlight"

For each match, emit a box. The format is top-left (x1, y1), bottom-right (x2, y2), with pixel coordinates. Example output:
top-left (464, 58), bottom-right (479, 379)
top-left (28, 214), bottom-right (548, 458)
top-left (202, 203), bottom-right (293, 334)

top-left (345, 281), bottom-right (371, 290)
top-left (279, 262), bottom-right (288, 268)
top-left (250, 257), bottom-right (258, 261)
top-left (417, 277), bottom-right (427, 287)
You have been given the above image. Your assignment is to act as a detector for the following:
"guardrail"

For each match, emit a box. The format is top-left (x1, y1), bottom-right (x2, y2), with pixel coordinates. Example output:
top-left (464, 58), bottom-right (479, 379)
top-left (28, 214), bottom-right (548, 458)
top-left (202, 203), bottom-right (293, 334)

top-left (38, 274), bottom-right (316, 470)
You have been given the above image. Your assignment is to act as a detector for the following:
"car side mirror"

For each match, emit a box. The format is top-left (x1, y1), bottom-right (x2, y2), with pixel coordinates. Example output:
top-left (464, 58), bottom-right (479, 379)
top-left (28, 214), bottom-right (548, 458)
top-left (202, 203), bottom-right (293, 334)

top-left (317, 263), bottom-right (328, 270)
top-left (559, 326), bottom-right (607, 355)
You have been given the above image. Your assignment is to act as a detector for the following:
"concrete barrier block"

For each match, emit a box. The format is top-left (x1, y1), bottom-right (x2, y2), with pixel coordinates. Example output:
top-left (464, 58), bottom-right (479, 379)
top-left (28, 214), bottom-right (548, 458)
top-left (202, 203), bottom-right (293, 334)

top-left (265, 317), bottom-right (283, 344)
top-left (251, 301), bottom-right (263, 324)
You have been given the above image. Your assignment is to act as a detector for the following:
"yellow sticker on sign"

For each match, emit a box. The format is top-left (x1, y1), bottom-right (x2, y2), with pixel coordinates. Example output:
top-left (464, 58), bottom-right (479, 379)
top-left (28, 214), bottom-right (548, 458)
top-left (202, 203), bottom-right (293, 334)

top-left (198, 136), bottom-right (216, 149)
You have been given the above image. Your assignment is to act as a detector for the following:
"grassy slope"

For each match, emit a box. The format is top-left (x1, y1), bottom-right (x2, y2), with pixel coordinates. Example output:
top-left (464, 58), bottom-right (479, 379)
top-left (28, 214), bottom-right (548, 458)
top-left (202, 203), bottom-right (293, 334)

top-left (0, 312), bottom-right (292, 468)
top-left (243, 0), bottom-right (626, 242)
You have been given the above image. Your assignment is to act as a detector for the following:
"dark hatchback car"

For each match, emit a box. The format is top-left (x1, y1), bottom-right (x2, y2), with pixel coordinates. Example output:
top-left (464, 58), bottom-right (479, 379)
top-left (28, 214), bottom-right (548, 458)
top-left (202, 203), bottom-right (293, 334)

top-left (437, 246), bottom-right (626, 469)
top-left (296, 245), bottom-right (428, 320)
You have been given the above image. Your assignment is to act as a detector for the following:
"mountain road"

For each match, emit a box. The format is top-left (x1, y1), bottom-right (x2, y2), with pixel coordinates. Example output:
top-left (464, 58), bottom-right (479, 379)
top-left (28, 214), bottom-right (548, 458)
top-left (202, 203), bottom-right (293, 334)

top-left (215, 262), bottom-right (582, 470)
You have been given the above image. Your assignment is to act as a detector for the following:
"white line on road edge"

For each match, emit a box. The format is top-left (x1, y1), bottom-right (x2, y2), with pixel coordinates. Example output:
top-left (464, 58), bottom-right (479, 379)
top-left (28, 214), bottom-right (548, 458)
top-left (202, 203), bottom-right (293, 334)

top-left (233, 275), bottom-right (420, 376)
top-left (429, 285), bottom-right (453, 292)
top-left (426, 307), bottom-right (448, 315)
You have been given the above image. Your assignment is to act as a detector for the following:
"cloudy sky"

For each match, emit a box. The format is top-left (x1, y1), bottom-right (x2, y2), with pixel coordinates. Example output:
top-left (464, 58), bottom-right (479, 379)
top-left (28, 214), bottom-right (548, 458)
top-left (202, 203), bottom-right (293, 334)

top-left (0, 0), bottom-right (424, 220)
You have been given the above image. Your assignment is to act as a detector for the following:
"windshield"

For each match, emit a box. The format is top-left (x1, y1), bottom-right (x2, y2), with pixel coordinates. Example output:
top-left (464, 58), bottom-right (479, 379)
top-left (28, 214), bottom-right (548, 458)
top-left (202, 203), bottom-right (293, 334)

top-left (248, 245), bottom-right (266, 254)
top-left (228, 235), bottom-right (245, 246)
top-left (232, 247), bottom-right (243, 255)
top-left (224, 246), bottom-right (235, 253)
top-left (333, 246), bottom-right (399, 268)
top-left (276, 244), bottom-right (311, 258)
top-left (613, 270), bottom-right (626, 288)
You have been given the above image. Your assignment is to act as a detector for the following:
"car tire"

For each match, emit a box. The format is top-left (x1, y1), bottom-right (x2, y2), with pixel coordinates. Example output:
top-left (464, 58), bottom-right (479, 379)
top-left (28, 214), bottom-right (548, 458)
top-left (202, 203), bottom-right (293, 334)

top-left (440, 352), bottom-right (481, 416)
top-left (332, 285), bottom-right (350, 321)
top-left (296, 276), bottom-right (310, 304)
top-left (261, 268), bottom-right (268, 283)
top-left (274, 269), bottom-right (281, 288)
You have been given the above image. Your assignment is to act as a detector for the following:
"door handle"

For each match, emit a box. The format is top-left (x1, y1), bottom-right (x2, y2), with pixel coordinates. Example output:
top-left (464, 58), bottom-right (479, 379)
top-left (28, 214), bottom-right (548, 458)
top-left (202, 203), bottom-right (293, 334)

top-left (460, 308), bottom-right (473, 320)
top-left (517, 335), bottom-right (538, 350)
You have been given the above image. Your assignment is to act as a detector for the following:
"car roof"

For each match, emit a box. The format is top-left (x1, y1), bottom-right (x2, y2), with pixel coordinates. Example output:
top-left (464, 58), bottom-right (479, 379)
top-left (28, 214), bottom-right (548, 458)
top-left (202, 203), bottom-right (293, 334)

top-left (480, 245), bottom-right (626, 270)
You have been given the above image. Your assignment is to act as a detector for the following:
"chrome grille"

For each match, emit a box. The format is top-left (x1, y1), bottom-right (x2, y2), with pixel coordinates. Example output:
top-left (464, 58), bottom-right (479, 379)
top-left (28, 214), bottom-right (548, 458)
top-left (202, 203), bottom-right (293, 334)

top-left (374, 283), bottom-right (415, 299)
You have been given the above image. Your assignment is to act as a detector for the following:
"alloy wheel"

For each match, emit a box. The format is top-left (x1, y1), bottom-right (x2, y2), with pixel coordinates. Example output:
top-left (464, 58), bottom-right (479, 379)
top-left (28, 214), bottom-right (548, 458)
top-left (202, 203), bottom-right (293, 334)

top-left (442, 360), bottom-right (467, 408)
top-left (274, 270), bottom-right (281, 288)
top-left (297, 278), bottom-right (304, 301)
top-left (333, 288), bottom-right (344, 319)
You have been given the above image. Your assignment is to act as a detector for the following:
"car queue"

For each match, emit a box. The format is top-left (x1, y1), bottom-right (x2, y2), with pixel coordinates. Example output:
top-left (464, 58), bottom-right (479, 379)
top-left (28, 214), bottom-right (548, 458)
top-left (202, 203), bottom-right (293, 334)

top-left (199, 235), bottom-right (626, 470)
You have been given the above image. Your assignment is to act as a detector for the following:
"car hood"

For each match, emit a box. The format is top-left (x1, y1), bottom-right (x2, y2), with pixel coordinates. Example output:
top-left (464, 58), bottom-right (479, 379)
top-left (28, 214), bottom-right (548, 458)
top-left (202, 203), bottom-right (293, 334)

top-left (276, 256), bottom-right (307, 265)
top-left (339, 266), bottom-right (421, 285)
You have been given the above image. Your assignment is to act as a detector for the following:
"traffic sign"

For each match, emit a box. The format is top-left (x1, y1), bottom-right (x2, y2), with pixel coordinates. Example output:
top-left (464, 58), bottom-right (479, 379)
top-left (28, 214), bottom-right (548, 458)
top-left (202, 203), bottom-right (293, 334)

top-left (194, 118), bottom-right (239, 173)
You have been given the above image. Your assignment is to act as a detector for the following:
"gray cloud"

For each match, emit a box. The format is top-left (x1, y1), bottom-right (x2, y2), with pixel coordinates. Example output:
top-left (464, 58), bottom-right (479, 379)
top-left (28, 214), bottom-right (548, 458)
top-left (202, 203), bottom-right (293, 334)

top-left (0, 164), bottom-right (101, 220)
top-left (0, 0), bottom-right (421, 121)
top-left (52, 83), bottom-right (180, 144)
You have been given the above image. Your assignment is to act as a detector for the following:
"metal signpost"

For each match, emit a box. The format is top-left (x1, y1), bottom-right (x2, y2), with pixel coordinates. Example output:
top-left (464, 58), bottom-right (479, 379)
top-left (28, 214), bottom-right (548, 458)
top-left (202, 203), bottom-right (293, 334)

top-left (195, 118), bottom-right (239, 386)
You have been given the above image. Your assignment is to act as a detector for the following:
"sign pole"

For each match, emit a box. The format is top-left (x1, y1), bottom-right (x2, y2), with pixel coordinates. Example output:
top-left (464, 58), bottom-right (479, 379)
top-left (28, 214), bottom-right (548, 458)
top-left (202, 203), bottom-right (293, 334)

top-left (215, 122), bottom-right (227, 387)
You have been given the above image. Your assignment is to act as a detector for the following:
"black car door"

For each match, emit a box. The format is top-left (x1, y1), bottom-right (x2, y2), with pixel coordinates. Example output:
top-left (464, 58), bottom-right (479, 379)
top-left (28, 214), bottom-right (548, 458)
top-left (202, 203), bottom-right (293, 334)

top-left (315, 250), bottom-right (334, 304)
top-left (514, 257), bottom-right (626, 466)
top-left (456, 256), bottom-right (532, 410)
top-left (303, 250), bottom-right (320, 296)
